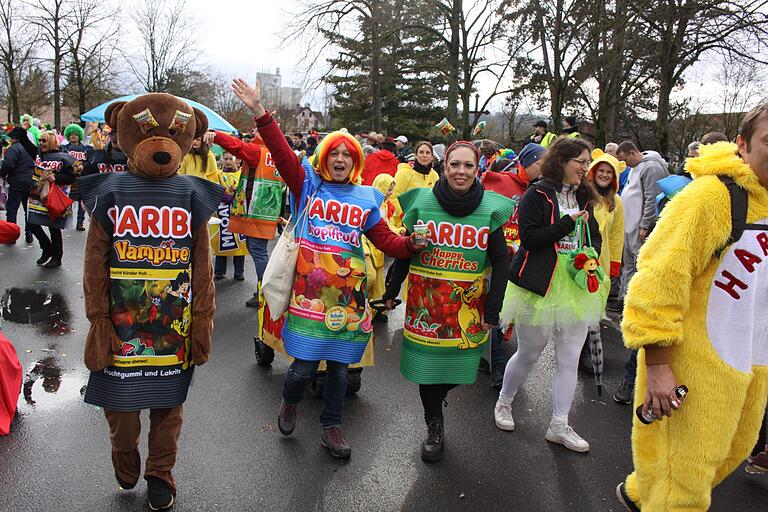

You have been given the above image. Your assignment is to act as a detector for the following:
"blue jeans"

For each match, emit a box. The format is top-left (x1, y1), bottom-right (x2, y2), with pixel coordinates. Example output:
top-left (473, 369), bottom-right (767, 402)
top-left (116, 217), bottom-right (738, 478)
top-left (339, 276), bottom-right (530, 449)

top-left (76, 200), bottom-right (86, 225)
top-left (623, 349), bottom-right (638, 382)
top-left (283, 358), bottom-right (349, 428)
top-left (246, 236), bottom-right (269, 282)
top-left (6, 189), bottom-right (31, 236)
top-left (214, 255), bottom-right (244, 277)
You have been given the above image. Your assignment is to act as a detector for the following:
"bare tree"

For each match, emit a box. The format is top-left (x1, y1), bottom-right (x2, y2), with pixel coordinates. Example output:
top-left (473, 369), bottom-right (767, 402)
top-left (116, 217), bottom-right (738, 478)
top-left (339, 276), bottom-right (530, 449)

top-left (508, 0), bottom-right (600, 132)
top-left (634, 0), bottom-right (768, 155)
top-left (64, 0), bottom-right (121, 115)
top-left (26, 0), bottom-right (79, 129)
top-left (0, 0), bottom-right (35, 121)
top-left (127, 0), bottom-right (199, 93)
top-left (286, 0), bottom-right (386, 130)
top-left (406, 0), bottom-right (521, 138)
top-left (712, 52), bottom-right (768, 139)
top-left (573, 0), bottom-right (657, 146)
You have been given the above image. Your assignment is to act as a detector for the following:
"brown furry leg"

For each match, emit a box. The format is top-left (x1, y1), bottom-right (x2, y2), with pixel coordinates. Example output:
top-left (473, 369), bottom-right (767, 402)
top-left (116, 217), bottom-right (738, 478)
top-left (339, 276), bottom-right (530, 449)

top-left (144, 405), bottom-right (184, 496)
top-left (104, 409), bottom-right (142, 488)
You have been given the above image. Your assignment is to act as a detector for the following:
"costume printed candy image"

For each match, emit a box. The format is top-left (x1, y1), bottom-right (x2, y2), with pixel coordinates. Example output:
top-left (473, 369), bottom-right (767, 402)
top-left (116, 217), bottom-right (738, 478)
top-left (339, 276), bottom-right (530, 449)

top-left (110, 271), bottom-right (192, 365)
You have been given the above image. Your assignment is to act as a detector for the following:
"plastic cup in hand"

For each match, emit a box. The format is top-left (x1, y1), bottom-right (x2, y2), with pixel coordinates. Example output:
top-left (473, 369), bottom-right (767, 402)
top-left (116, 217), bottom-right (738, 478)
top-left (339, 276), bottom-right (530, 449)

top-left (413, 222), bottom-right (429, 245)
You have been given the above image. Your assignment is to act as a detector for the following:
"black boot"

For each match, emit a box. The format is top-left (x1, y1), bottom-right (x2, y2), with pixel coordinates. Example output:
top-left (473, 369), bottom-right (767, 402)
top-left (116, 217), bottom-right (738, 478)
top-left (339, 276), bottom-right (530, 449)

top-left (421, 417), bottom-right (444, 462)
top-left (36, 252), bottom-right (51, 265)
top-left (44, 257), bottom-right (62, 268)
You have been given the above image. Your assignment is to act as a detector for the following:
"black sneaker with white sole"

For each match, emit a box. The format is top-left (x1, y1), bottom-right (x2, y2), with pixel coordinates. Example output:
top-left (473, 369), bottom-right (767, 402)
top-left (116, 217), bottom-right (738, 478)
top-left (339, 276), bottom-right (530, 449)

top-left (146, 476), bottom-right (174, 511)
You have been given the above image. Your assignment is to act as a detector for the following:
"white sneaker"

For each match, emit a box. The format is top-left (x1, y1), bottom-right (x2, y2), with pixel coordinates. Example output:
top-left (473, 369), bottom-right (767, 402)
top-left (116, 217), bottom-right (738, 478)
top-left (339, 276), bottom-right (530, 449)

top-left (494, 400), bottom-right (515, 431)
top-left (545, 417), bottom-right (589, 452)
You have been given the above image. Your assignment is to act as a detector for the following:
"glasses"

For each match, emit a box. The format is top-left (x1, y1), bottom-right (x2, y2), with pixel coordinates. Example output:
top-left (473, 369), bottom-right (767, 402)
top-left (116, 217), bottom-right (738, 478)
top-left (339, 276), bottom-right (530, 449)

top-left (570, 158), bottom-right (591, 168)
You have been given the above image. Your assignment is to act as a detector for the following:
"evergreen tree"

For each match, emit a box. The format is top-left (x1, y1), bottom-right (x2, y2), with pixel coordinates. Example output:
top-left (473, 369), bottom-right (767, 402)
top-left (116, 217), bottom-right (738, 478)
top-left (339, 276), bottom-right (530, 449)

top-left (325, 0), bottom-right (446, 138)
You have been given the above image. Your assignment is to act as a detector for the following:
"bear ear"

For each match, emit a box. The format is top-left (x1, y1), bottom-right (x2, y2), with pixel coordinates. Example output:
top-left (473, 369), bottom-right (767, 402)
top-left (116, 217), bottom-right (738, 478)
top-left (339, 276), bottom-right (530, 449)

top-left (591, 148), bottom-right (604, 159)
top-left (104, 101), bottom-right (127, 130)
top-left (192, 108), bottom-right (208, 138)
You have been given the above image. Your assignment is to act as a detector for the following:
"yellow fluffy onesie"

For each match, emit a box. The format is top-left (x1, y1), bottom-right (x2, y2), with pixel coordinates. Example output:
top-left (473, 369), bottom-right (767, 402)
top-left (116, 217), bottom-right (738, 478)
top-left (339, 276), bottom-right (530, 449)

top-left (621, 141), bottom-right (768, 511)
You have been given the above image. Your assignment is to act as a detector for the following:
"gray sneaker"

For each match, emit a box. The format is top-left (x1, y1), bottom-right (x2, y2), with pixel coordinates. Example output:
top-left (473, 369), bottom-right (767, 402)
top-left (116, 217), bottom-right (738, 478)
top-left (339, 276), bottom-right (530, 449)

top-left (321, 426), bottom-right (351, 459)
top-left (278, 400), bottom-right (297, 436)
top-left (613, 378), bottom-right (634, 405)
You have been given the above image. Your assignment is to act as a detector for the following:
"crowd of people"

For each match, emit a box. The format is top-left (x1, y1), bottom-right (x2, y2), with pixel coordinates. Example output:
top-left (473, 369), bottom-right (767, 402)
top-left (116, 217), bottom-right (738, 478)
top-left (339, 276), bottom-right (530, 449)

top-left (1, 84), bottom-right (767, 512)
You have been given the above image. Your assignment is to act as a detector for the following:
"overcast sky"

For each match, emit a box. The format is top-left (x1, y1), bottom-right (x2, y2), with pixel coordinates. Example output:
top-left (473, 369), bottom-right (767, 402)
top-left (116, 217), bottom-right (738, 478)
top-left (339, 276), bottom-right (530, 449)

top-left (182, 0), bottom-right (762, 117)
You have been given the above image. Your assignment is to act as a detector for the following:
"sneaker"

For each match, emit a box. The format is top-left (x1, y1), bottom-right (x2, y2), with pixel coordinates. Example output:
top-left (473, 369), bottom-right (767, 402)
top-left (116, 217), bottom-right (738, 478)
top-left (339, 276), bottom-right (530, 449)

top-left (490, 365), bottom-right (504, 391)
top-left (494, 399), bottom-right (515, 431)
top-left (76, 223), bottom-right (85, 231)
top-left (613, 378), bottom-right (634, 405)
top-left (245, 293), bottom-right (260, 307)
top-left (545, 417), bottom-right (589, 452)
top-left (36, 252), bottom-right (51, 265)
top-left (746, 450), bottom-right (768, 474)
top-left (615, 482), bottom-right (641, 512)
top-left (321, 425), bottom-right (351, 459)
top-left (278, 400), bottom-right (297, 436)
top-left (146, 476), bottom-right (174, 511)
top-left (421, 417), bottom-right (444, 462)
top-left (44, 257), bottom-right (62, 269)
top-left (234, 274), bottom-right (245, 281)
top-left (214, 273), bottom-right (224, 280)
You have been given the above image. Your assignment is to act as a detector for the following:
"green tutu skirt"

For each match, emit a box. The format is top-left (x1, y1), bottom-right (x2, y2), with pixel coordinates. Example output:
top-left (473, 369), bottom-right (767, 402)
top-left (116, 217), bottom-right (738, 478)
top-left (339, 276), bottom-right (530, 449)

top-left (501, 253), bottom-right (609, 327)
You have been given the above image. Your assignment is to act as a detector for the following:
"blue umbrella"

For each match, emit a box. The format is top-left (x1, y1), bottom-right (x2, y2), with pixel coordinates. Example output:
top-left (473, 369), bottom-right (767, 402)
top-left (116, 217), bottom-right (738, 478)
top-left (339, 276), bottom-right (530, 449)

top-left (80, 94), bottom-right (239, 134)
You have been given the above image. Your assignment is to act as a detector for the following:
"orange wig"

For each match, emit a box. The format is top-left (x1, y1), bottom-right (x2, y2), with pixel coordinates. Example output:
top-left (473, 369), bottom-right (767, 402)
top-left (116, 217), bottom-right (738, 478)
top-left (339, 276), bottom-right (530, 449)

top-left (311, 131), bottom-right (364, 184)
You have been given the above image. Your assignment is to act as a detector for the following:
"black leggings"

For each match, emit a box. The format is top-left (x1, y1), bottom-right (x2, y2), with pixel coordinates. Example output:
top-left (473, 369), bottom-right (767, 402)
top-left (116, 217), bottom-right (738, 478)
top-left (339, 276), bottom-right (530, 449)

top-left (30, 225), bottom-right (63, 259)
top-left (419, 384), bottom-right (458, 420)
top-left (752, 403), bottom-right (768, 456)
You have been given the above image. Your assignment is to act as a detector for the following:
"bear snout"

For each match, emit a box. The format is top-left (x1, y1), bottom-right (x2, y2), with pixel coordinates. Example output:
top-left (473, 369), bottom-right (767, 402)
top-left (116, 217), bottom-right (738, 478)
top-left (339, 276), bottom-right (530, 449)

top-left (153, 151), bottom-right (172, 165)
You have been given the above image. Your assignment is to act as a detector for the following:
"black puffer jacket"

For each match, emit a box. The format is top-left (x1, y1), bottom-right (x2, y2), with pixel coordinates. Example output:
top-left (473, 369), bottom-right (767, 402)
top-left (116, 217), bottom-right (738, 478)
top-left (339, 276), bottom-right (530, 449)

top-left (510, 179), bottom-right (601, 297)
top-left (0, 142), bottom-right (35, 192)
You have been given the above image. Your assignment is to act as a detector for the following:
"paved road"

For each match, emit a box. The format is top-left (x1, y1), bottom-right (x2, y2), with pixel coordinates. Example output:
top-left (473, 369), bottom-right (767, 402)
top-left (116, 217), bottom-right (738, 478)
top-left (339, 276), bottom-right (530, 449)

top-left (0, 226), bottom-right (765, 511)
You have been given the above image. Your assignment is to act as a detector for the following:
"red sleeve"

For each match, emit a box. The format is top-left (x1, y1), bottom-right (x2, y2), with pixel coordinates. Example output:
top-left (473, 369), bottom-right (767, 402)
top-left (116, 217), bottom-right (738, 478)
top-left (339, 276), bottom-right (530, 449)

top-left (213, 131), bottom-right (261, 168)
top-left (365, 219), bottom-right (415, 259)
top-left (255, 112), bottom-right (305, 202)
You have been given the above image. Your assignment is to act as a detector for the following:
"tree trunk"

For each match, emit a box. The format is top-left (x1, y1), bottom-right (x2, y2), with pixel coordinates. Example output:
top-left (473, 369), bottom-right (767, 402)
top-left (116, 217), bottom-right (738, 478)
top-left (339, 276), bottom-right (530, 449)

top-left (446, 0), bottom-right (461, 126)
top-left (8, 71), bottom-right (20, 121)
top-left (656, 56), bottom-right (674, 156)
top-left (370, 0), bottom-right (382, 131)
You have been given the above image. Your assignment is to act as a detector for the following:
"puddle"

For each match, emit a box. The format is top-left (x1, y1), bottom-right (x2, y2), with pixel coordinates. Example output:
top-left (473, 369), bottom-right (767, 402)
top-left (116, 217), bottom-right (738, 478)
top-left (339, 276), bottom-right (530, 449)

top-left (1, 287), bottom-right (74, 334)
top-left (18, 356), bottom-right (84, 411)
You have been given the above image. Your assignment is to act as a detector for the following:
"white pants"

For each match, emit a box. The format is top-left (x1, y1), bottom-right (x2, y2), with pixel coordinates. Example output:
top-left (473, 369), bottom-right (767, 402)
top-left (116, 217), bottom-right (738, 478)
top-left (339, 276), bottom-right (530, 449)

top-left (500, 323), bottom-right (588, 418)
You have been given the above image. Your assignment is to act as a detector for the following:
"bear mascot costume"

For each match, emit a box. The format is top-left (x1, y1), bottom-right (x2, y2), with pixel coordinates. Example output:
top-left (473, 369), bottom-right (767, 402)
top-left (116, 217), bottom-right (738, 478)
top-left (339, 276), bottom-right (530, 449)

top-left (78, 93), bottom-right (224, 511)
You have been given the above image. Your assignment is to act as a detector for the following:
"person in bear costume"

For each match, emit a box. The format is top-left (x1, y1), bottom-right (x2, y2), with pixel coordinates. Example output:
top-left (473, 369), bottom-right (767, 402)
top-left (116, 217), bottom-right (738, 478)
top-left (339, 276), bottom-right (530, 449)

top-left (616, 105), bottom-right (768, 511)
top-left (78, 93), bottom-right (223, 511)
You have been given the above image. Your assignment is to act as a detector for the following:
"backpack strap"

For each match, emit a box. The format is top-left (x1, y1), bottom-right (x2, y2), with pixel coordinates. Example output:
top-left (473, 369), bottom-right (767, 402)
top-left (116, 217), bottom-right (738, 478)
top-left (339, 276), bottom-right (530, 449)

top-left (715, 175), bottom-right (749, 259)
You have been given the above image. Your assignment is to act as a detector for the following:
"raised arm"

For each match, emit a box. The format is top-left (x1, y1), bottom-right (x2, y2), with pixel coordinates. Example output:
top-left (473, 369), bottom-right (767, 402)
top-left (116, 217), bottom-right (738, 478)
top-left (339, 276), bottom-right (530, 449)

top-left (211, 131), bottom-right (261, 168)
top-left (232, 78), bottom-right (305, 201)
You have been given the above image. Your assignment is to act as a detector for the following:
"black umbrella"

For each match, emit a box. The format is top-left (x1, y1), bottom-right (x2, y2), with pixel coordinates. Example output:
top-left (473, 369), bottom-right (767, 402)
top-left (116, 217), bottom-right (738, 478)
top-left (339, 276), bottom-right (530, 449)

top-left (587, 326), bottom-right (604, 395)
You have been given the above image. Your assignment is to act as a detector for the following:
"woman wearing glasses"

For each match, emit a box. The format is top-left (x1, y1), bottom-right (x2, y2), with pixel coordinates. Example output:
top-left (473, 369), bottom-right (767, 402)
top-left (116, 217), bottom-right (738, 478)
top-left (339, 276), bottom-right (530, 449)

top-left (493, 137), bottom-right (606, 452)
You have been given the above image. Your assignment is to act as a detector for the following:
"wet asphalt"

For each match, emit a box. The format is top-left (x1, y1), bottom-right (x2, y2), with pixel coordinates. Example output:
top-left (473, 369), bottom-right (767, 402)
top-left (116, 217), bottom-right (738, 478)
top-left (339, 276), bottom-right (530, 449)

top-left (0, 223), bottom-right (765, 511)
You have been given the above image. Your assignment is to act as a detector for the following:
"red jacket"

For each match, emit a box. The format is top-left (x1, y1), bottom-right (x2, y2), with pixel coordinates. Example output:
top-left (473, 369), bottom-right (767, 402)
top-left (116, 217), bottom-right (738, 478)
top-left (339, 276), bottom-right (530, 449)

top-left (481, 170), bottom-right (530, 256)
top-left (361, 150), bottom-right (399, 186)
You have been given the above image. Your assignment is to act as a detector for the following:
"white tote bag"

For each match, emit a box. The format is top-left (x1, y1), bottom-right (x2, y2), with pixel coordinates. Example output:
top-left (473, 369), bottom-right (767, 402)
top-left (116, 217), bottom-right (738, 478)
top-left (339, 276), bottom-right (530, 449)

top-left (261, 191), bottom-right (315, 320)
